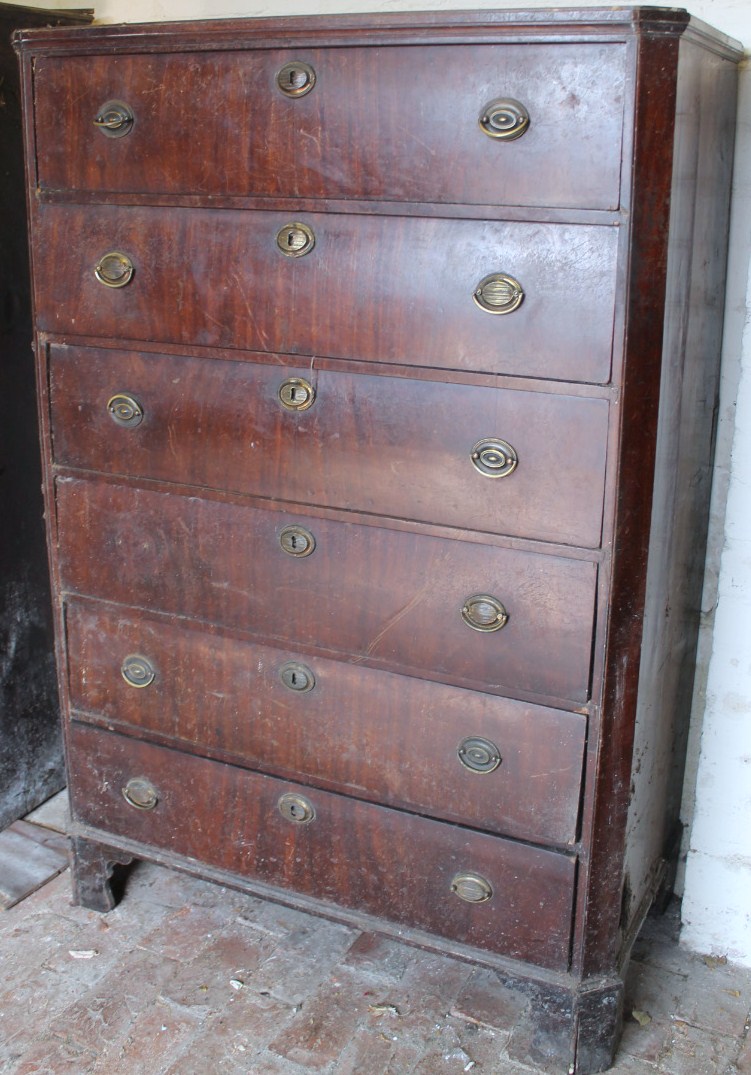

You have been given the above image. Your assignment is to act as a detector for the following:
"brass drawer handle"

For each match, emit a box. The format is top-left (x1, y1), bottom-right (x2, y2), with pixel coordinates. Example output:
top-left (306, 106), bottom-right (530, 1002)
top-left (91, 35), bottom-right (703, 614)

top-left (457, 736), bottom-right (502, 774)
top-left (107, 393), bottom-right (143, 428)
top-left (451, 872), bottom-right (493, 904)
top-left (93, 99), bottom-right (134, 138)
top-left (279, 524), bottom-right (316, 557)
top-left (473, 273), bottom-right (524, 315)
top-left (277, 222), bottom-right (315, 258)
top-left (461, 595), bottom-right (508, 633)
top-left (279, 661), bottom-right (316, 693)
top-left (277, 61), bottom-right (316, 98)
top-left (95, 251), bottom-right (134, 288)
top-left (479, 98), bottom-right (529, 141)
top-left (122, 777), bottom-right (159, 811)
top-left (121, 654), bottom-right (156, 688)
top-left (279, 377), bottom-right (316, 411)
top-left (278, 792), bottom-right (316, 824)
top-left (471, 438), bottom-right (518, 478)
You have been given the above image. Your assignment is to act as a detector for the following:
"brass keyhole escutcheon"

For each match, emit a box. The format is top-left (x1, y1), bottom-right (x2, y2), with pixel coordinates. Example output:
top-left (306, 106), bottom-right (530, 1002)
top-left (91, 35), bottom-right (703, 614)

top-left (479, 98), bottom-right (530, 141)
top-left (451, 872), bottom-right (494, 904)
top-left (107, 393), bottom-right (144, 428)
top-left (121, 654), bottom-right (156, 688)
top-left (473, 273), bottom-right (524, 315)
top-left (279, 661), bottom-right (316, 693)
top-left (461, 595), bottom-right (509, 633)
top-left (122, 777), bottom-right (159, 811)
top-left (276, 61), bottom-right (316, 98)
top-left (276, 222), bottom-right (316, 258)
top-left (278, 377), bottom-right (316, 412)
top-left (95, 251), bottom-right (135, 288)
top-left (93, 99), bottom-right (135, 138)
top-left (471, 438), bottom-right (518, 479)
top-left (457, 736), bottom-right (502, 774)
top-left (278, 792), bottom-right (316, 824)
top-left (279, 524), bottom-right (316, 557)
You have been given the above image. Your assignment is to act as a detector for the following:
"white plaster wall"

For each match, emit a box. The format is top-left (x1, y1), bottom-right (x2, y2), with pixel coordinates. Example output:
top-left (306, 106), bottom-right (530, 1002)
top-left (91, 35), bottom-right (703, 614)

top-left (8, 0), bottom-right (751, 963)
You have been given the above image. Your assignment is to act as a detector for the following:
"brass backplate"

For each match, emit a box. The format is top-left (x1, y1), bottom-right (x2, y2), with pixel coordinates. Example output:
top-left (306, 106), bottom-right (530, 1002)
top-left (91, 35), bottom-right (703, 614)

top-left (277, 222), bottom-right (315, 257)
top-left (471, 438), bottom-right (518, 478)
top-left (278, 792), bottom-right (316, 824)
top-left (93, 99), bottom-right (135, 138)
top-left (479, 97), bottom-right (529, 141)
top-left (107, 393), bottom-right (144, 427)
top-left (276, 61), bottom-right (316, 98)
top-left (122, 777), bottom-right (159, 810)
top-left (279, 525), bottom-right (316, 557)
top-left (451, 872), bottom-right (493, 903)
top-left (121, 653), bottom-right (156, 688)
top-left (473, 273), bottom-right (524, 315)
top-left (278, 377), bottom-right (316, 411)
top-left (95, 251), bottom-right (134, 288)
top-left (461, 594), bottom-right (509, 633)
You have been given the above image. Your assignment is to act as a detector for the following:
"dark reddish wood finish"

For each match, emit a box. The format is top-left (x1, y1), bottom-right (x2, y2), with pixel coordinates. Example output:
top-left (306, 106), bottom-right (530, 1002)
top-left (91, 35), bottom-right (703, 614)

top-left (33, 43), bottom-right (626, 210)
top-left (49, 343), bottom-right (609, 546)
top-left (65, 598), bottom-right (586, 846)
top-left (15, 10), bottom-right (742, 1073)
top-left (33, 206), bottom-right (619, 383)
top-left (55, 475), bottom-right (598, 702)
top-left (68, 721), bottom-right (577, 970)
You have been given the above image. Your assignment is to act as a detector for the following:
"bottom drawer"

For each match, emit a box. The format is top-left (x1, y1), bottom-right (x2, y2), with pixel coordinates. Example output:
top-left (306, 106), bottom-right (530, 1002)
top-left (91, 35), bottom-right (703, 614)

top-left (68, 723), bottom-right (576, 971)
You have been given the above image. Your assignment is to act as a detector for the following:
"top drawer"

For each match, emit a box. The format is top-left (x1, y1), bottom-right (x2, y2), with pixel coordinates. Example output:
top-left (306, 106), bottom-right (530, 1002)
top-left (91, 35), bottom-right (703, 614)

top-left (32, 43), bottom-right (627, 210)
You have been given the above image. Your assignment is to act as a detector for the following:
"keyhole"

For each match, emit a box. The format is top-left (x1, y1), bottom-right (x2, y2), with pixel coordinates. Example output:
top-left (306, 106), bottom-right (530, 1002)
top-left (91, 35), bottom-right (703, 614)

top-left (279, 526), bottom-right (316, 557)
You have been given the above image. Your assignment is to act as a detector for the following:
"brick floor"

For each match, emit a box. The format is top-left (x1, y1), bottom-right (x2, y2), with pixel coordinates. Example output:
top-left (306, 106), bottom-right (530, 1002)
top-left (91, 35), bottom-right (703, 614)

top-left (0, 816), bottom-right (750, 1074)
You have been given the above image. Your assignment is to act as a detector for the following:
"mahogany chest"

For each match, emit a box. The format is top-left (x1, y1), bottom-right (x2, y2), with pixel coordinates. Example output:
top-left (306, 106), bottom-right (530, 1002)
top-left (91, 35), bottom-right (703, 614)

top-left (14, 9), bottom-right (741, 1071)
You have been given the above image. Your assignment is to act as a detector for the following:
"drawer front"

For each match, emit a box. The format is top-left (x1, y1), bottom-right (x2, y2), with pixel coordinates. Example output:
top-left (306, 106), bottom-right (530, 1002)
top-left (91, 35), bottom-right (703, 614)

top-left (65, 599), bottom-right (586, 846)
top-left (50, 344), bottom-right (609, 548)
top-left (56, 476), bottom-right (597, 703)
top-left (34, 205), bottom-right (618, 383)
top-left (33, 43), bottom-right (626, 210)
top-left (68, 722), bottom-right (577, 969)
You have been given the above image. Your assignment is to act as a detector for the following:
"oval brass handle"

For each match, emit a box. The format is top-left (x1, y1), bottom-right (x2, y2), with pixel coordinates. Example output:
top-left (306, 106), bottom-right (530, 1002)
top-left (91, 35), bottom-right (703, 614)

top-left (278, 792), bottom-right (316, 824)
top-left (473, 273), bottom-right (524, 315)
top-left (277, 222), bottom-right (315, 258)
top-left (471, 438), bottom-right (518, 479)
top-left (276, 61), bottom-right (316, 98)
top-left (95, 251), bottom-right (134, 288)
top-left (93, 99), bottom-right (134, 138)
top-left (107, 393), bottom-right (144, 428)
top-left (279, 661), bottom-right (316, 693)
top-left (279, 524), bottom-right (316, 558)
top-left (279, 377), bottom-right (316, 412)
top-left (451, 872), bottom-right (494, 904)
top-left (461, 595), bottom-right (508, 633)
top-left (479, 98), bottom-right (529, 141)
top-left (457, 736), bottom-right (502, 774)
top-left (121, 654), bottom-right (156, 688)
top-left (122, 777), bottom-right (159, 811)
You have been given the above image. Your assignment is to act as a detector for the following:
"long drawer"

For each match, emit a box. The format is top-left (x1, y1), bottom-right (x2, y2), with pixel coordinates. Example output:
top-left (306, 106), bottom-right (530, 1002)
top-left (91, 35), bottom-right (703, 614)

top-left (65, 598), bottom-right (586, 846)
top-left (49, 343), bottom-right (609, 547)
top-left (33, 43), bottom-right (626, 210)
top-left (55, 476), bottom-right (597, 703)
top-left (34, 205), bottom-right (619, 383)
top-left (68, 722), bottom-right (577, 969)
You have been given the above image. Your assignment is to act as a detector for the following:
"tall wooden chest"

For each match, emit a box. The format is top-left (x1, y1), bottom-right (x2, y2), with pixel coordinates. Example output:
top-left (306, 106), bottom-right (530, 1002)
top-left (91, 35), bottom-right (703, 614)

top-left (14, 9), bottom-right (741, 1070)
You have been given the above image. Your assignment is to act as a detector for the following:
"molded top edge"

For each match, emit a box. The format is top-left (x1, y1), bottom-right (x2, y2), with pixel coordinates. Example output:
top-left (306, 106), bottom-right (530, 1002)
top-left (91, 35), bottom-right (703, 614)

top-left (10, 7), bottom-right (742, 59)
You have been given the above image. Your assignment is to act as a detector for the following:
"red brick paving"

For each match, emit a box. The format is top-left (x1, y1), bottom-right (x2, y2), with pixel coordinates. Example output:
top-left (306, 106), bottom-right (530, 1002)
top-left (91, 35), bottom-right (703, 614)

top-left (0, 855), bottom-right (749, 1074)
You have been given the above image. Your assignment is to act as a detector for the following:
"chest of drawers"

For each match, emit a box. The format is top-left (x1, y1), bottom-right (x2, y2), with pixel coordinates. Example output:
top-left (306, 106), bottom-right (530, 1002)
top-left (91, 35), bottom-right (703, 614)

top-left (15, 9), bottom-right (741, 1071)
